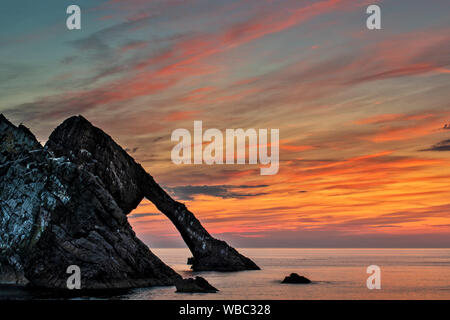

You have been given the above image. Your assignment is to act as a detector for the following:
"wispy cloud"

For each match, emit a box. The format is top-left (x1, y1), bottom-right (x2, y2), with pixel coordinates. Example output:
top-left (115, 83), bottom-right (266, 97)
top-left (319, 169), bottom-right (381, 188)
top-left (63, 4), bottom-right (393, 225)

top-left (166, 184), bottom-right (268, 201)
top-left (2, 0), bottom-right (450, 247)
top-left (422, 139), bottom-right (450, 152)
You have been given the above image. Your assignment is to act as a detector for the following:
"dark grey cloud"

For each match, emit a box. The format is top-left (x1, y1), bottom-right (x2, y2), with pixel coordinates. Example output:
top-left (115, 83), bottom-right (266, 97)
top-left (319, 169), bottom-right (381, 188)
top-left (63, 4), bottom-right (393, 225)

top-left (128, 212), bottom-right (160, 219)
top-left (70, 14), bottom-right (153, 52)
top-left (60, 14), bottom-right (161, 88)
top-left (2, 17), bottom-right (188, 125)
top-left (422, 139), bottom-right (450, 151)
top-left (166, 184), bottom-right (268, 201)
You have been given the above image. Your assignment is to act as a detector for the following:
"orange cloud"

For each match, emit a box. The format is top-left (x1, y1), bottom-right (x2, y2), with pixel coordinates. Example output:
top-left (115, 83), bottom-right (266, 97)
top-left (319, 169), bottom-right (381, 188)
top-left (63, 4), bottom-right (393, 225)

top-left (363, 119), bottom-right (443, 142)
top-left (281, 145), bottom-right (316, 152)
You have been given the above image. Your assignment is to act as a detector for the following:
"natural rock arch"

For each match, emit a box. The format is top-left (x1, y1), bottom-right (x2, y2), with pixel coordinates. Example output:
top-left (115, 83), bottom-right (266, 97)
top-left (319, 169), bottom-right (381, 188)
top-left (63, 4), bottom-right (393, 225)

top-left (0, 114), bottom-right (179, 288)
top-left (45, 115), bottom-right (259, 272)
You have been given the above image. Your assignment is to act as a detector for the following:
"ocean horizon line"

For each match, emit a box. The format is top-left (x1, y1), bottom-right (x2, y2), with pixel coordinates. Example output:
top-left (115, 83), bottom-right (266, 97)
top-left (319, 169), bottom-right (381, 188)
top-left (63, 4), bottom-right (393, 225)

top-left (152, 247), bottom-right (450, 249)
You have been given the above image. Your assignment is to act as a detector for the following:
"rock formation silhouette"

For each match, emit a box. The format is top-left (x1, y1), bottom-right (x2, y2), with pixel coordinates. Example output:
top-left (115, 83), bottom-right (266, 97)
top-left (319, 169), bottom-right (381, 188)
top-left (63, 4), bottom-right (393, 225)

top-left (46, 115), bottom-right (259, 272)
top-left (0, 114), bottom-right (258, 289)
top-left (0, 114), bottom-right (179, 289)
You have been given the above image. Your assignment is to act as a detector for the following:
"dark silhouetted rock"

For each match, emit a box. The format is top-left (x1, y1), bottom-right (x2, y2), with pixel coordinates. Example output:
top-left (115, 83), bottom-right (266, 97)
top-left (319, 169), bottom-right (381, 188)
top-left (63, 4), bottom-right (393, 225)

top-left (281, 273), bottom-right (311, 284)
top-left (175, 277), bottom-right (218, 293)
top-left (0, 114), bottom-right (180, 289)
top-left (46, 115), bottom-right (259, 272)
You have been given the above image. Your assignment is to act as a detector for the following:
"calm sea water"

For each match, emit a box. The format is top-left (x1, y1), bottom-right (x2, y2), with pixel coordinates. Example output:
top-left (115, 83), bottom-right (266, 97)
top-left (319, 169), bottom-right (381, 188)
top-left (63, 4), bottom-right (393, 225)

top-left (123, 248), bottom-right (450, 300)
top-left (1, 248), bottom-right (449, 299)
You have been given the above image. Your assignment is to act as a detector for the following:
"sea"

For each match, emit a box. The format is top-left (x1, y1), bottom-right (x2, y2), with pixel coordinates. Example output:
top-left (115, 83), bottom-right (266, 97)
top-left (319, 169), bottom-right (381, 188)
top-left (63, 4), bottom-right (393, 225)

top-left (1, 248), bottom-right (449, 300)
top-left (126, 248), bottom-right (450, 300)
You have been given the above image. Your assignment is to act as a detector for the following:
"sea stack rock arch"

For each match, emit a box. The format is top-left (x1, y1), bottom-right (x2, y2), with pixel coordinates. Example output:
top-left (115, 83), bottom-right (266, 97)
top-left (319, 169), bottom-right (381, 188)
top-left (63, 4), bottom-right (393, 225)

top-left (46, 115), bottom-right (259, 272)
top-left (0, 114), bottom-right (180, 289)
top-left (1, 114), bottom-right (259, 289)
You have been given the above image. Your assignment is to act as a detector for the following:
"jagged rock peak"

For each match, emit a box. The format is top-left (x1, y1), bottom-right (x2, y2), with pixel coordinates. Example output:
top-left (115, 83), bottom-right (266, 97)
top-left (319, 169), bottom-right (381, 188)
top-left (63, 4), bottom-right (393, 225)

top-left (0, 114), bottom-right (41, 159)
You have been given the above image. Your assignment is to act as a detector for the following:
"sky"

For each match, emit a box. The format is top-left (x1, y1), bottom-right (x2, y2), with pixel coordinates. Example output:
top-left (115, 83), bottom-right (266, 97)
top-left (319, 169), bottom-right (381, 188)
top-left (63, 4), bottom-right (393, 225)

top-left (1, 0), bottom-right (449, 248)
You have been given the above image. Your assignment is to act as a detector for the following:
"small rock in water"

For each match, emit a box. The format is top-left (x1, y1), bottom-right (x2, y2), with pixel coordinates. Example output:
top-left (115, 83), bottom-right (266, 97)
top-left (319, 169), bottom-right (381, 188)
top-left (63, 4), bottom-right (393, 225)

top-left (281, 273), bottom-right (311, 284)
top-left (175, 276), bottom-right (218, 293)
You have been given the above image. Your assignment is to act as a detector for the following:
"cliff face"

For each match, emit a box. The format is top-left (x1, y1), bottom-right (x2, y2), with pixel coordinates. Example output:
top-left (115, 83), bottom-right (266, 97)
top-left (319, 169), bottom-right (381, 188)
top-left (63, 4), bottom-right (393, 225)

top-left (0, 115), bottom-right (41, 284)
top-left (0, 115), bottom-right (179, 289)
top-left (46, 116), bottom-right (259, 271)
top-left (0, 114), bottom-right (258, 289)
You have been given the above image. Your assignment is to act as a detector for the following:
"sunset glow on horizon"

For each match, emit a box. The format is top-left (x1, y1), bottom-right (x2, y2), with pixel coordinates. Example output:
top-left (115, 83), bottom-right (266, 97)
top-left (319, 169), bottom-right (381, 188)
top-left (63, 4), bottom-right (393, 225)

top-left (1, 0), bottom-right (449, 247)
